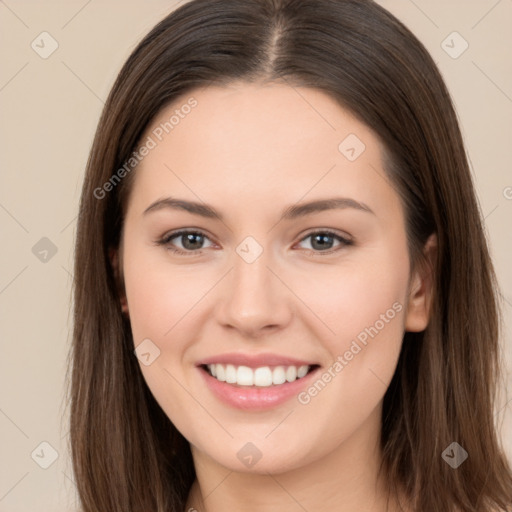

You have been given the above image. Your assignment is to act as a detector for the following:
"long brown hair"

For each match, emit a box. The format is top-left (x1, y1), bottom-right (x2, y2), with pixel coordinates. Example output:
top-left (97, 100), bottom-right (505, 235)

top-left (69, 0), bottom-right (512, 510)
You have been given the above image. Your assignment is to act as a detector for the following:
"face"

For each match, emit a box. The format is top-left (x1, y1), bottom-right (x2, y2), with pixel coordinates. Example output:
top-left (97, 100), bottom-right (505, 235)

top-left (116, 82), bottom-right (432, 474)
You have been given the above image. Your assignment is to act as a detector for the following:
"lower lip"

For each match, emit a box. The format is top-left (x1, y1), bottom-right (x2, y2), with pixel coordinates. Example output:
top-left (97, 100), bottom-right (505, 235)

top-left (198, 366), bottom-right (320, 410)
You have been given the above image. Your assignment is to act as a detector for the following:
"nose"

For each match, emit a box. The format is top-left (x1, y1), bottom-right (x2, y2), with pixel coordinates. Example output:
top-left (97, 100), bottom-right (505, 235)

top-left (215, 247), bottom-right (293, 337)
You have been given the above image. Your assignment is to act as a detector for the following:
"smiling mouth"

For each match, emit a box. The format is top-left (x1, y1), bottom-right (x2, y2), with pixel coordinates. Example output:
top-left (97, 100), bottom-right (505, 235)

top-left (201, 363), bottom-right (320, 387)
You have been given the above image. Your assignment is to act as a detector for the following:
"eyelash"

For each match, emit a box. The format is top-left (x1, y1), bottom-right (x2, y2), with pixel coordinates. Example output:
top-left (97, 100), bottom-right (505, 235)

top-left (154, 229), bottom-right (353, 257)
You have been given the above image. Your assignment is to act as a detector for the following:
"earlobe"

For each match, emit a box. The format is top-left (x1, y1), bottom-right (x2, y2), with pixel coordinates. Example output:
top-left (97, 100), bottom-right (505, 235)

top-left (108, 247), bottom-right (129, 315)
top-left (404, 233), bottom-right (437, 332)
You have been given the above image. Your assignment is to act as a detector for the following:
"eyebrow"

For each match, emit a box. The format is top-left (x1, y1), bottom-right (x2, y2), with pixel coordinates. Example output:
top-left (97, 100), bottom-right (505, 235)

top-left (143, 196), bottom-right (375, 220)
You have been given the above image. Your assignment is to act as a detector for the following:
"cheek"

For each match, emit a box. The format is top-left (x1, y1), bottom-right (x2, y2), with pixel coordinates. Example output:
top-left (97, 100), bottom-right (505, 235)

top-left (121, 244), bottom-right (209, 431)
top-left (289, 244), bottom-right (409, 411)
top-left (291, 248), bottom-right (409, 350)
top-left (287, 262), bottom-right (407, 450)
top-left (122, 243), bottom-right (207, 346)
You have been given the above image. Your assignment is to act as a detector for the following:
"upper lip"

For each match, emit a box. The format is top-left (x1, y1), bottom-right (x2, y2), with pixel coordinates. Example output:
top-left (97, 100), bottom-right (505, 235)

top-left (196, 352), bottom-right (318, 368)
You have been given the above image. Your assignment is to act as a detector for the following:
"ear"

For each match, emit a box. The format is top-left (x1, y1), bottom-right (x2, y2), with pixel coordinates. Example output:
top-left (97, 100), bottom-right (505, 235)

top-left (108, 246), bottom-right (129, 315)
top-left (404, 233), bottom-right (437, 332)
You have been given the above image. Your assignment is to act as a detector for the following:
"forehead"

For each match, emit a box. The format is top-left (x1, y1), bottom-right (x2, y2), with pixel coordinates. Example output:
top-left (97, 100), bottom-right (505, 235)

top-left (127, 82), bottom-right (402, 224)
top-left (143, 81), bottom-right (371, 167)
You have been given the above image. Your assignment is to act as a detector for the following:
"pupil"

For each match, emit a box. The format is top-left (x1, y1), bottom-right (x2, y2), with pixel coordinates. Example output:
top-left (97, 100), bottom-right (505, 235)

top-left (183, 233), bottom-right (203, 250)
top-left (312, 234), bottom-right (333, 250)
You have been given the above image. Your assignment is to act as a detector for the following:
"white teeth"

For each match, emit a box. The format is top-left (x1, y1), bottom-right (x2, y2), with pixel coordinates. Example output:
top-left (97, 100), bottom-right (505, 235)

top-left (272, 366), bottom-right (286, 385)
top-left (237, 366), bottom-right (254, 386)
top-left (215, 364), bottom-right (225, 382)
top-left (297, 365), bottom-right (309, 378)
top-left (206, 363), bottom-right (312, 386)
top-left (285, 366), bottom-right (297, 382)
top-left (254, 367), bottom-right (273, 387)
top-left (225, 364), bottom-right (237, 384)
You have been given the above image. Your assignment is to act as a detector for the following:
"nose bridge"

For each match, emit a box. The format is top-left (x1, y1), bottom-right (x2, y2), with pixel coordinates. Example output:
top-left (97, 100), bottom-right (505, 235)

top-left (216, 240), bottom-right (291, 334)
top-left (233, 249), bottom-right (272, 297)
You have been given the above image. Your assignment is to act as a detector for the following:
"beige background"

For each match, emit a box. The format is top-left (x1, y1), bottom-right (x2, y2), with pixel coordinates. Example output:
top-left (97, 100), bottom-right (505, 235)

top-left (0, 1), bottom-right (511, 510)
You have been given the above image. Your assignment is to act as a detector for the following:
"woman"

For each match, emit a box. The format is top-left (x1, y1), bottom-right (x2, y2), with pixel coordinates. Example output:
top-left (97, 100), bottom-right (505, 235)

top-left (69, 0), bottom-right (512, 510)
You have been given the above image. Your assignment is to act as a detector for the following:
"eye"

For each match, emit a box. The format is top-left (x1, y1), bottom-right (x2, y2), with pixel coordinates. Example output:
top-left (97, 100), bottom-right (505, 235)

top-left (296, 230), bottom-right (352, 254)
top-left (155, 230), bottom-right (215, 255)
top-left (155, 229), bottom-right (353, 256)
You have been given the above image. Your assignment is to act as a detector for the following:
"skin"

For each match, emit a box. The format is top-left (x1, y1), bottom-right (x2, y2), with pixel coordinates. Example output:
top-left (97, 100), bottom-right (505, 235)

top-left (114, 81), bottom-right (436, 512)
